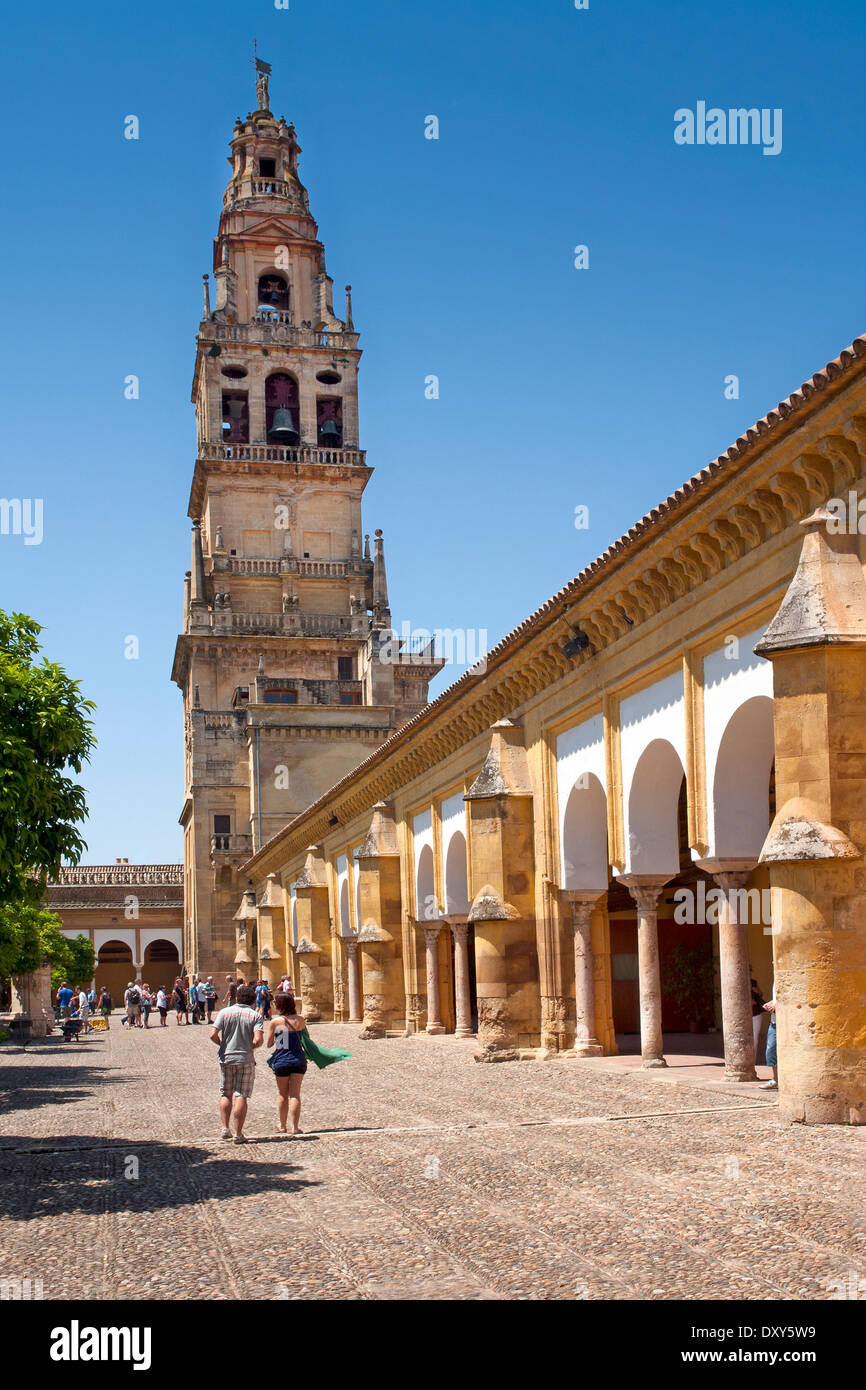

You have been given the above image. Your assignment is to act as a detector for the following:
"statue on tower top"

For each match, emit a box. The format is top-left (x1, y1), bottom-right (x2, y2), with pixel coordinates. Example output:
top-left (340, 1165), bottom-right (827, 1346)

top-left (254, 50), bottom-right (271, 111)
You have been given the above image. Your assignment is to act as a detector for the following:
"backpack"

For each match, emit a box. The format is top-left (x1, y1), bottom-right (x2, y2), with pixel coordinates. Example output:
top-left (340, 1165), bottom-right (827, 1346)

top-left (127, 988), bottom-right (140, 1006)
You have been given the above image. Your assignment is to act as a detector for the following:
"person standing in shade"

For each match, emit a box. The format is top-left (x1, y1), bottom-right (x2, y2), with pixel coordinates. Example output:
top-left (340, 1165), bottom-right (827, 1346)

top-left (761, 981), bottom-right (778, 1090)
top-left (750, 976), bottom-right (765, 1058)
top-left (209, 984), bottom-right (264, 1143)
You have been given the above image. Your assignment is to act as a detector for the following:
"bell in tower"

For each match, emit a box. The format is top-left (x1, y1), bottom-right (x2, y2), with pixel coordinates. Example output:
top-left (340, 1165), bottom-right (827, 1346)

top-left (316, 398), bottom-right (343, 448)
top-left (266, 372), bottom-right (300, 445)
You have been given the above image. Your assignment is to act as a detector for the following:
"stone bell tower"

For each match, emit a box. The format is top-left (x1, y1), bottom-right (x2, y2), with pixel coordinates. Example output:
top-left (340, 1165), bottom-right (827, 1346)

top-left (172, 66), bottom-right (443, 977)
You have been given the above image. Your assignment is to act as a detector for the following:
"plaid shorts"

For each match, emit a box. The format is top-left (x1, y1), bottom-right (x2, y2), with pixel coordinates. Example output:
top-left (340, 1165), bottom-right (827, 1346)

top-left (219, 1062), bottom-right (256, 1099)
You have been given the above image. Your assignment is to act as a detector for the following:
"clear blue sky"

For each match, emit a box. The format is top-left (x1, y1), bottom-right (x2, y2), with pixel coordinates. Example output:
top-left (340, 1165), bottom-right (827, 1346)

top-left (1, 0), bottom-right (864, 864)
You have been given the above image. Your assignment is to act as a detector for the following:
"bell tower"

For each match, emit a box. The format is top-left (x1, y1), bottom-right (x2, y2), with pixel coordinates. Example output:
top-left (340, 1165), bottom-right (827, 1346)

top-left (172, 67), bottom-right (443, 977)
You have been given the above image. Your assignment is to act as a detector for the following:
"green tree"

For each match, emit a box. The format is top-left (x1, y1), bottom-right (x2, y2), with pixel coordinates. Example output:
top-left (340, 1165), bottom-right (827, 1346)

top-left (0, 903), bottom-right (93, 989)
top-left (0, 611), bottom-right (95, 903)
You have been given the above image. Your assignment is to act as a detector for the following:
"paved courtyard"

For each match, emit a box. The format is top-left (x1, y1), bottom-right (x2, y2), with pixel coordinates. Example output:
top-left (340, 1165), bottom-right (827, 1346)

top-left (0, 1018), bottom-right (864, 1301)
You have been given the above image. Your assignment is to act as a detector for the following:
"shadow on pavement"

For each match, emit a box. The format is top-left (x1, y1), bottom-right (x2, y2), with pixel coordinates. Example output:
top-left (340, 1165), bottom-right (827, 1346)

top-left (0, 1135), bottom-right (319, 1219)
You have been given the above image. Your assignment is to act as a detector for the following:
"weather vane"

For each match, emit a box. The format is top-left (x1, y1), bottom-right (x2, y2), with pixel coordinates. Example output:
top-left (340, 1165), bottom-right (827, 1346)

top-left (252, 39), bottom-right (271, 111)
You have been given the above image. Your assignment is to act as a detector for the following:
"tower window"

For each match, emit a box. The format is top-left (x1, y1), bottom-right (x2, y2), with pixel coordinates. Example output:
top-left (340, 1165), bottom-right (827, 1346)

top-left (258, 159), bottom-right (276, 178)
top-left (221, 391), bottom-right (249, 443)
top-left (264, 690), bottom-right (298, 704)
top-left (213, 815), bottom-right (231, 835)
top-left (338, 656), bottom-right (354, 680)
top-left (339, 691), bottom-right (361, 706)
top-left (258, 274), bottom-right (289, 312)
top-left (316, 397), bottom-right (343, 447)
top-left (266, 373), bottom-right (300, 444)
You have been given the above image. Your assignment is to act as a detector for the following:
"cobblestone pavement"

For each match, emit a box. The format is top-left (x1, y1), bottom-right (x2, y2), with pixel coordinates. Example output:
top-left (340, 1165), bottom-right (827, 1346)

top-left (0, 1019), bottom-right (864, 1301)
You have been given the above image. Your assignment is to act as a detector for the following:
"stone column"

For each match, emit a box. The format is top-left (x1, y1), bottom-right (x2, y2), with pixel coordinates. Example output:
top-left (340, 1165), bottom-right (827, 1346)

top-left (293, 846), bottom-right (334, 1021)
top-left (755, 506), bottom-right (866, 1125)
top-left (565, 891), bottom-right (605, 1057)
top-left (256, 873), bottom-right (287, 987)
top-left (345, 938), bottom-right (362, 1024)
top-left (697, 860), bottom-right (758, 1082)
top-left (449, 919), bottom-right (474, 1037)
top-left (423, 924), bottom-right (446, 1034)
top-left (619, 875), bottom-right (670, 1068)
top-left (466, 720), bottom-right (539, 1061)
top-left (356, 802), bottom-right (405, 1039)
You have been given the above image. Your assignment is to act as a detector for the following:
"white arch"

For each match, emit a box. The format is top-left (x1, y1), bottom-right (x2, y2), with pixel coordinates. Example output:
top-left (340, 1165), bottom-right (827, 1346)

top-left (93, 928), bottom-right (137, 955)
top-left (711, 696), bottom-right (775, 859)
top-left (556, 714), bottom-right (606, 876)
top-left (139, 927), bottom-right (183, 957)
top-left (703, 628), bottom-right (774, 856)
top-left (444, 831), bottom-right (470, 915)
top-left (625, 738), bottom-right (685, 876)
top-left (336, 854), bottom-right (352, 933)
top-left (416, 843), bottom-right (437, 919)
top-left (561, 773), bottom-right (608, 891)
top-left (440, 791), bottom-right (467, 866)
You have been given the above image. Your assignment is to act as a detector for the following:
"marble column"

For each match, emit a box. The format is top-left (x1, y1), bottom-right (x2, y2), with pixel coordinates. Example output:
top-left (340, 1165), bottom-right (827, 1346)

top-left (423, 924), bottom-right (446, 1034)
top-left (345, 938), bottom-right (362, 1024)
top-left (698, 860), bottom-right (758, 1083)
top-left (450, 919), bottom-right (474, 1038)
top-left (565, 891), bottom-right (604, 1057)
top-left (619, 875), bottom-right (670, 1068)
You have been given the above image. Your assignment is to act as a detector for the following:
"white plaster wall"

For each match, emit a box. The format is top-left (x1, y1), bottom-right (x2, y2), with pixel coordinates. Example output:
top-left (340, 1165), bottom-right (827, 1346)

top-left (703, 627), bottom-right (774, 855)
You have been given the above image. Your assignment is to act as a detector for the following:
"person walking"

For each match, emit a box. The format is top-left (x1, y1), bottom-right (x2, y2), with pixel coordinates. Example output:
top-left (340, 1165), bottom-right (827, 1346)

top-left (203, 976), bottom-right (217, 1023)
top-left (56, 982), bottom-right (74, 1020)
top-left (156, 986), bottom-right (168, 1026)
top-left (172, 977), bottom-right (187, 1025)
top-left (255, 979), bottom-right (272, 1021)
top-left (265, 991), bottom-right (307, 1136)
top-left (222, 975), bottom-right (236, 1007)
top-left (209, 984), bottom-right (264, 1144)
top-left (77, 986), bottom-right (92, 1034)
top-left (98, 987), bottom-right (112, 1028)
top-left (761, 981), bottom-right (778, 1090)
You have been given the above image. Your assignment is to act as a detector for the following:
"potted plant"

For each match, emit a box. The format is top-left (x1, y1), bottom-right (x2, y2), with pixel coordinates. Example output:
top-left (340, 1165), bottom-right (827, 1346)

top-left (663, 945), bottom-right (716, 1032)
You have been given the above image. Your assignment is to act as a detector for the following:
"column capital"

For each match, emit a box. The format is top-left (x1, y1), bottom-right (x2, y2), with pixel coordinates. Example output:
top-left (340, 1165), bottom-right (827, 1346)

top-left (564, 889), bottom-right (606, 927)
top-left (695, 858), bottom-right (756, 888)
top-left (617, 874), bottom-right (671, 913)
top-left (422, 922), bottom-right (443, 945)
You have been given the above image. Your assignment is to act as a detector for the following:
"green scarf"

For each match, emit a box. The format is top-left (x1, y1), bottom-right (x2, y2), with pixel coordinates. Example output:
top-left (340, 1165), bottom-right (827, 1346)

top-left (300, 1027), bottom-right (352, 1070)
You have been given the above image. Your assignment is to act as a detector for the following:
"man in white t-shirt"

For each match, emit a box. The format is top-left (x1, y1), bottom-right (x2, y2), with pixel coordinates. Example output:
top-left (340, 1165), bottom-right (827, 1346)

top-left (77, 988), bottom-right (91, 1034)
